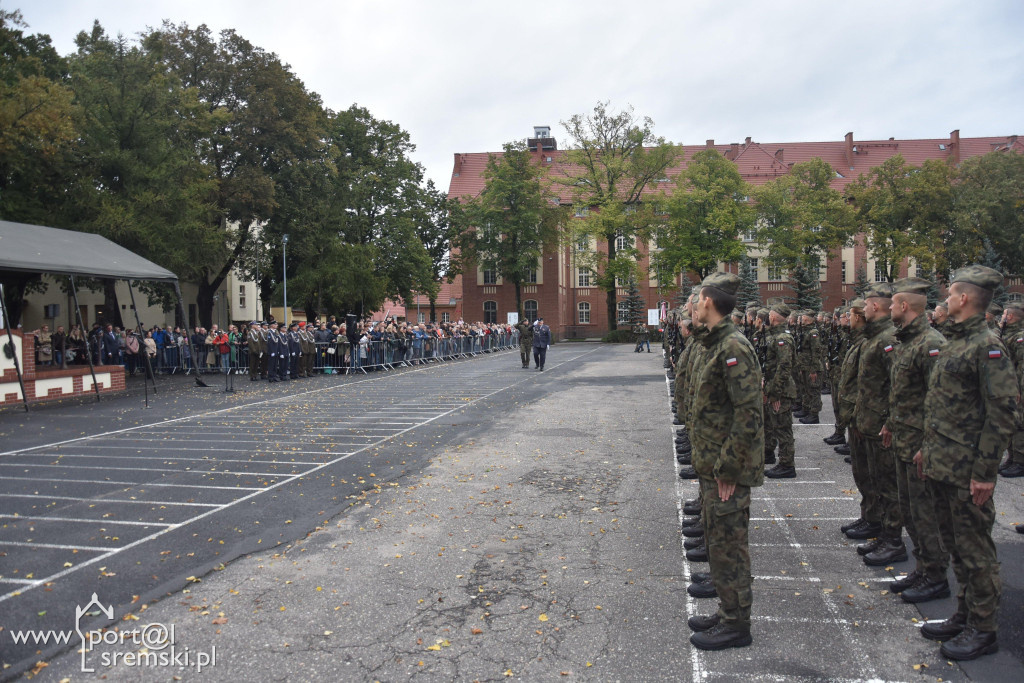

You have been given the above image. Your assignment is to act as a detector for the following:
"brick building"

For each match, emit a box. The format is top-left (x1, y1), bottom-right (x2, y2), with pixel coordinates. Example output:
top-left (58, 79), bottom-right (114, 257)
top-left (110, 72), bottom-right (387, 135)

top-left (448, 129), bottom-right (1023, 338)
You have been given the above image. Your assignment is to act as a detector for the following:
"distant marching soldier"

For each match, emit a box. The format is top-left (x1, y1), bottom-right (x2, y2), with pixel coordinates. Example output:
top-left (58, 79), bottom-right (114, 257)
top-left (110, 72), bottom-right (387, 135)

top-left (763, 303), bottom-right (797, 478)
top-left (793, 310), bottom-right (823, 424)
top-left (917, 265), bottom-right (1017, 660)
top-left (515, 318), bottom-right (534, 368)
top-left (248, 321), bottom-right (264, 381)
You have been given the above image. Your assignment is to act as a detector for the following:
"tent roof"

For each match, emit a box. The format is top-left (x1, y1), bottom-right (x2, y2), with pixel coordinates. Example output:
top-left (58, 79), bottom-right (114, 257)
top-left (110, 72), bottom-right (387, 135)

top-left (0, 220), bottom-right (178, 282)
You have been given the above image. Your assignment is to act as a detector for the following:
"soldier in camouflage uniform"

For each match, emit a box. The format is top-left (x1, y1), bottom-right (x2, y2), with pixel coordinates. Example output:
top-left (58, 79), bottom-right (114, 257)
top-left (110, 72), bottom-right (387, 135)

top-left (685, 272), bottom-right (764, 651)
top-left (680, 292), bottom-right (708, 481)
top-left (985, 301), bottom-right (1003, 332)
top-left (763, 303), bottom-right (797, 478)
top-left (853, 282), bottom-right (905, 566)
top-left (885, 278), bottom-right (950, 603)
top-left (794, 310), bottom-right (824, 424)
top-left (515, 318), bottom-right (534, 368)
top-left (931, 302), bottom-right (950, 337)
top-left (916, 265), bottom-right (1018, 660)
top-left (824, 308), bottom-right (850, 446)
top-left (999, 301), bottom-right (1024, 479)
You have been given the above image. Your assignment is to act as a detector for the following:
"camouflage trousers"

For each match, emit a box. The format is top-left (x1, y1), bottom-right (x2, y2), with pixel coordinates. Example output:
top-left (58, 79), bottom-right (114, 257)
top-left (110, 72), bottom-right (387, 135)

top-left (860, 434), bottom-right (902, 540)
top-left (931, 479), bottom-right (1000, 632)
top-left (674, 373), bottom-right (687, 421)
top-left (520, 343), bottom-right (532, 367)
top-left (250, 351), bottom-right (262, 379)
top-left (848, 429), bottom-right (881, 524)
top-left (764, 399), bottom-right (794, 467)
top-left (798, 369), bottom-right (822, 414)
top-left (699, 477), bottom-right (753, 632)
top-left (895, 457), bottom-right (948, 582)
top-left (829, 377), bottom-right (843, 432)
top-left (1008, 423), bottom-right (1024, 465)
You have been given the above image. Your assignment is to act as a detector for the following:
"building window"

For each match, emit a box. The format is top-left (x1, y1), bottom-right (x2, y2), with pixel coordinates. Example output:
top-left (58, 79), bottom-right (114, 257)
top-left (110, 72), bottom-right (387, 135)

top-left (842, 261), bottom-right (848, 283)
top-left (574, 206), bottom-right (589, 218)
top-left (617, 301), bottom-right (630, 324)
top-left (767, 264), bottom-right (784, 281)
top-left (483, 300), bottom-right (497, 324)
top-left (915, 262), bottom-right (925, 278)
top-left (578, 301), bottom-right (591, 324)
top-left (417, 311), bottom-right (426, 324)
top-left (524, 299), bottom-right (538, 322)
top-left (575, 236), bottom-right (589, 252)
top-left (483, 268), bottom-right (497, 285)
top-left (1007, 292), bottom-right (1023, 303)
top-left (874, 265), bottom-right (887, 282)
top-left (743, 229), bottom-right (757, 242)
top-left (526, 266), bottom-right (538, 284)
top-left (441, 312), bottom-right (450, 323)
top-left (615, 234), bottom-right (629, 252)
top-left (239, 296), bottom-right (246, 309)
top-left (748, 257), bottom-right (759, 273)
top-left (577, 269), bottom-right (593, 287)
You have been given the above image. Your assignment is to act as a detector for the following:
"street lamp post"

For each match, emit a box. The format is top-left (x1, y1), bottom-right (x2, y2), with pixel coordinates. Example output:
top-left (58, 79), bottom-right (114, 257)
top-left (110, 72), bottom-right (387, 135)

top-left (282, 234), bottom-right (289, 328)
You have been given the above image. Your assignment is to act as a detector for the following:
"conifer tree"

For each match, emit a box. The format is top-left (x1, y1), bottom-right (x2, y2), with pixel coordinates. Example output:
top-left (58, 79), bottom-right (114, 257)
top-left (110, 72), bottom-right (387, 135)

top-left (789, 262), bottom-right (822, 310)
top-left (737, 255), bottom-right (761, 309)
top-left (624, 280), bottom-right (646, 325)
top-left (980, 238), bottom-right (1008, 305)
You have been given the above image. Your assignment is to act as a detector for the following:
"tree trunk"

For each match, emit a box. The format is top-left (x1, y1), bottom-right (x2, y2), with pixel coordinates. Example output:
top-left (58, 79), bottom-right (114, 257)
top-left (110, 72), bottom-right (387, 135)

top-left (429, 297), bottom-right (437, 323)
top-left (103, 279), bottom-right (124, 328)
top-left (514, 281), bottom-right (522, 320)
top-left (196, 280), bottom-right (216, 329)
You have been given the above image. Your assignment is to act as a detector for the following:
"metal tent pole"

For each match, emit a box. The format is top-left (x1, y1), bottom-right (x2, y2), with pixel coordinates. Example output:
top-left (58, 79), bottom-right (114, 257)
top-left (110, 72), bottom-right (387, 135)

top-left (173, 281), bottom-right (209, 387)
top-left (69, 275), bottom-right (102, 402)
top-left (126, 282), bottom-right (156, 408)
top-left (0, 283), bottom-right (30, 412)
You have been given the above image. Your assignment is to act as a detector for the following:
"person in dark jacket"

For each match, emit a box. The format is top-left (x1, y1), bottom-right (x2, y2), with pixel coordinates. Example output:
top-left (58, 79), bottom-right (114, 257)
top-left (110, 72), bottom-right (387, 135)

top-left (532, 317), bottom-right (551, 370)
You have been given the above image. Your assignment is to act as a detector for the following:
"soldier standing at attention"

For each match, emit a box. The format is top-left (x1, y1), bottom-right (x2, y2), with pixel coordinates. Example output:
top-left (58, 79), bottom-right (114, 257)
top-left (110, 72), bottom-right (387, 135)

top-left (932, 302), bottom-right (950, 337)
top-left (916, 266), bottom-right (1018, 660)
top-left (533, 317), bottom-right (551, 371)
top-left (515, 317), bottom-right (534, 368)
top-left (686, 272), bottom-right (764, 651)
top-left (794, 310), bottom-right (823, 424)
top-left (885, 278), bottom-right (950, 603)
top-left (266, 321), bottom-right (283, 383)
top-left (247, 322), bottom-right (264, 381)
top-left (824, 308), bottom-right (850, 448)
top-left (998, 301), bottom-right (1024, 479)
top-left (985, 302), bottom-right (1003, 332)
top-left (854, 283), bottom-right (905, 566)
top-left (763, 303), bottom-right (797, 478)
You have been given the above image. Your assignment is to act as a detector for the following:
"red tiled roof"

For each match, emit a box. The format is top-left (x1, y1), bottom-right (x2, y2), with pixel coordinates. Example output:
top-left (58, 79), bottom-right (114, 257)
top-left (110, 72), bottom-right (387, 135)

top-left (448, 133), bottom-right (1021, 200)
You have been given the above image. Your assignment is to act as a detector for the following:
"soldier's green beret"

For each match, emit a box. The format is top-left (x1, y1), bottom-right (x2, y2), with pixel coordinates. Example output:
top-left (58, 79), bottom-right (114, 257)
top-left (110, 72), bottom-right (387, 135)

top-left (770, 302), bottom-right (792, 317)
top-left (745, 302), bottom-right (759, 311)
top-left (892, 277), bottom-right (932, 297)
top-left (987, 302), bottom-right (1004, 316)
top-left (951, 264), bottom-right (1003, 291)
top-left (1005, 300), bottom-right (1024, 314)
top-left (731, 309), bottom-right (744, 318)
top-left (849, 298), bottom-right (867, 310)
top-left (757, 307), bottom-right (769, 317)
top-left (933, 301), bottom-right (947, 310)
top-left (700, 272), bottom-right (741, 296)
top-left (863, 282), bottom-right (892, 299)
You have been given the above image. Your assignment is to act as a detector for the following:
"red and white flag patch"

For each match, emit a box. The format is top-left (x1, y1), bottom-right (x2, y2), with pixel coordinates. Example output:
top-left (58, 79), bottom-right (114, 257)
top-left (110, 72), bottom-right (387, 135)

top-left (928, 349), bottom-right (939, 357)
top-left (778, 341), bottom-right (786, 346)
top-left (988, 349), bottom-right (1002, 359)
top-left (726, 357), bottom-right (738, 367)
top-left (883, 344), bottom-right (894, 353)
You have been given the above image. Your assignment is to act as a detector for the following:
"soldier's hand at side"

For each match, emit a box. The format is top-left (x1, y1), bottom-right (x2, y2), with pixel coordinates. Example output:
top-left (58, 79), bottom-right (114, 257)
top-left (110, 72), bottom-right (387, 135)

top-left (879, 425), bottom-right (892, 448)
top-left (717, 479), bottom-right (736, 502)
top-left (810, 372), bottom-right (818, 383)
top-left (771, 399), bottom-right (781, 413)
top-left (913, 450), bottom-right (925, 480)
top-left (970, 479), bottom-right (995, 506)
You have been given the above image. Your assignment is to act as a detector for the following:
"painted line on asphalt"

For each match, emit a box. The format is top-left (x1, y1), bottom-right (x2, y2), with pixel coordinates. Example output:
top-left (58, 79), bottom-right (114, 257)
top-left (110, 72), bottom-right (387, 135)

top-left (0, 540), bottom-right (111, 552)
top-left (0, 345), bottom-right (603, 604)
top-left (0, 514), bottom-right (176, 527)
top-left (8, 453), bottom-right (332, 466)
top-left (0, 476), bottom-right (261, 491)
top-left (0, 493), bottom-right (220, 507)
top-left (0, 463), bottom-right (310, 477)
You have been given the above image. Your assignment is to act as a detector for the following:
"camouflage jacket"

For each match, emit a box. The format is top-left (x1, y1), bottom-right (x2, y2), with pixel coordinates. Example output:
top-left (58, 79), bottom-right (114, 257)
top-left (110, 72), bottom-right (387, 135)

top-left (690, 319), bottom-right (765, 487)
top-left (854, 317), bottom-right (897, 438)
top-left (684, 326), bottom-right (711, 421)
top-left (763, 326), bottom-right (796, 400)
top-left (516, 321), bottom-right (534, 346)
top-left (837, 330), bottom-right (865, 427)
top-left (922, 314), bottom-right (1018, 487)
top-left (1003, 321), bottom-right (1024, 395)
top-left (797, 325), bottom-right (823, 373)
top-left (889, 314), bottom-right (946, 461)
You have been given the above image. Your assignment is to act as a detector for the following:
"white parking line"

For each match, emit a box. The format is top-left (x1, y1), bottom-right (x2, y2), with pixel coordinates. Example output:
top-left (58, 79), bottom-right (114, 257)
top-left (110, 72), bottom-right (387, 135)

top-left (8, 452), bottom-right (332, 466)
top-left (0, 493), bottom-right (221, 507)
top-left (0, 514), bottom-right (176, 527)
top-left (0, 462), bottom-right (310, 477)
top-left (0, 540), bottom-right (111, 552)
top-left (0, 475), bottom-right (261, 491)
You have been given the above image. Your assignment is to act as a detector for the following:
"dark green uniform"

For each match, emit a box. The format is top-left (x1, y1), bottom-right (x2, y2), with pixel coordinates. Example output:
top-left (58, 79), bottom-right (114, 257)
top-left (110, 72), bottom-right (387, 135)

top-left (763, 325), bottom-right (796, 466)
top-left (922, 312), bottom-right (1017, 633)
top-left (1001, 320), bottom-right (1024, 468)
top-left (515, 321), bottom-right (534, 368)
top-left (691, 318), bottom-right (764, 633)
top-left (839, 328), bottom-right (877, 524)
top-left (247, 325), bottom-right (264, 380)
top-left (796, 324), bottom-right (823, 415)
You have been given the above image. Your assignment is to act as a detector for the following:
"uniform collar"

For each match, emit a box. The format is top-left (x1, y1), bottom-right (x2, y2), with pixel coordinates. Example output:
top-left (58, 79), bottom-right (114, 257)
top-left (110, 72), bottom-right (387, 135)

top-left (862, 316), bottom-right (893, 339)
top-left (895, 313), bottom-right (928, 341)
top-left (947, 313), bottom-right (987, 339)
top-left (701, 318), bottom-right (735, 347)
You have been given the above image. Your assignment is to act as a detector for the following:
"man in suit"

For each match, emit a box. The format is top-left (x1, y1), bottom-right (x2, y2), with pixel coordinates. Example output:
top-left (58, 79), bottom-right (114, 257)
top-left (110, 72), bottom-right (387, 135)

top-left (533, 316), bottom-right (551, 371)
top-left (101, 324), bottom-right (120, 365)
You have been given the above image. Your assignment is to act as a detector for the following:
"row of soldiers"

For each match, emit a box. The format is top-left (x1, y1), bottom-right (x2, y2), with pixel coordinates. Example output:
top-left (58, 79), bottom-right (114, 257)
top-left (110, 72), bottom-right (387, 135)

top-left (245, 320), bottom-right (319, 382)
top-left (662, 265), bottom-right (1023, 660)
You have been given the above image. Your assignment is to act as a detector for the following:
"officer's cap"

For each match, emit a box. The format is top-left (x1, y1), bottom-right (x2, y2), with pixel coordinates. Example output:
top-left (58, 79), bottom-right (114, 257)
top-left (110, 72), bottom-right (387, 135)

top-left (770, 302), bottom-right (792, 317)
top-left (891, 277), bottom-right (932, 297)
top-left (849, 298), bottom-right (867, 310)
top-left (951, 265), bottom-right (1003, 292)
top-left (862, 282), bottom-right (893, 299)
top-left (700, 272), bottom-right (741, 296)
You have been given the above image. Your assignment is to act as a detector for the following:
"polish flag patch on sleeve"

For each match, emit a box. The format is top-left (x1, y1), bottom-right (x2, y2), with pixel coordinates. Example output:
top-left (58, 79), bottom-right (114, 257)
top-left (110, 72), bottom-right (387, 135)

top-left (928, 349), bottom-right (940, 357)
top-left (726, 357), bottom-right (738, 367)
top-left (883, 344), bottom-right (894, 353)
top-left (778, 340), bottom-right (786, 346)
top-left (988, 349), bottom-right (1002, 359)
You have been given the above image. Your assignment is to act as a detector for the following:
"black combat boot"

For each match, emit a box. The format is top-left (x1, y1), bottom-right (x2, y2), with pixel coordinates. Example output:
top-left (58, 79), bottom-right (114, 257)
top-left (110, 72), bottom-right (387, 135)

top-left (691, 572), bottom-right (711, 583)
top-left (681, 524), bottom-right (704, 538)
top-left (765, 464), bottom-right (796, 479)
top-left (683, 499), bottom-right (701, 516)
top-left (799, 413), bottom-right (819, 424)
top-left (690, 623), bottom-right (752, 650)
top-left (677, 442), bottom-right (692, 455)
top-left (901, 577), bottom-right (951, 603)
top-left (856, 537), bottom-right (883, 556)
top-left (840, 518), bottom-right (866, 534)
top-left (687, 613), bottom-right (720, 632)
top-left (764, 450), bottom-right (777, 465)
top-left (685, 544), bottom-right (708, 562)
top-left (921, 613), bottom-right (966, 641)
top-left (863, 538), bottom-right (908, 566)
top-left (890, 570), bottom-right (920, 593)
top-left (1000, 463), bottom-right (1024, 478)
top-left (687, 580), bottom-right (717, 598)
top-left (678, 466), bottom-right (698, 480)
top-left (940, 627), bottom-right (998, 660)
top-left (823, 432), bottom-right (846, 445)
top-left (847, 521), bottom-right (882, 540)
top-left (792, 409), bottom-right (807, 419)
top-left (684, 536), bottom-right (703, 550)
top-left (676, 453), bottom-right (692, 465)
top-left (682, 515), bottom-right (702, 528)
top-left (835, 443), bottom-right (851, 455)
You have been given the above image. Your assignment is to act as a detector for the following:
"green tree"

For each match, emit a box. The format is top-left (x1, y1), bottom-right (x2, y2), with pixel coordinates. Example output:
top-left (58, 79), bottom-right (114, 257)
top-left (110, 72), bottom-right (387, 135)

top-left (754, 157), bottom-right (857, 275)
top-left (854, 264), bottom-right (869, 297)
top-left (622, 279), bottom-right (646, 325)
top-left (653, 149), bottom-right (752, 282)
top-left (454, 140), bottom-right (565, 319)
top-left (737, 254), bottom-right (761, 308)
top-left (557, 102), bottom-right (679, 330)
top-left (411, 180), bottom-right (454, 322)
top-left (979, 238), bottom-right (1008, 305)
top-left (953, 151), bottom-right (1024, 276)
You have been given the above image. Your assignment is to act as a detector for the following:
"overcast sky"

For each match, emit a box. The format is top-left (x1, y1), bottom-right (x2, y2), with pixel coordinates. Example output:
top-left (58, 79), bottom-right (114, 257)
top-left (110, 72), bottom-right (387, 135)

top-left (15, 0), bottom-right (1024, 192)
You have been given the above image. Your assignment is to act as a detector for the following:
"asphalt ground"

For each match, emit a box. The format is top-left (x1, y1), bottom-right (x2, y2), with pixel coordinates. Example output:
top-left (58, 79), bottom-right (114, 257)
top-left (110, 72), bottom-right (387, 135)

top-left (1, 344), bottom-right (1023, 682)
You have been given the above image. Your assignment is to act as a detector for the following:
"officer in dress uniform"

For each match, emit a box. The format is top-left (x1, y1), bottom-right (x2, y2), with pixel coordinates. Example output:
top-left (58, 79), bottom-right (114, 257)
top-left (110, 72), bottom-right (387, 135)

top-left (266, 321), bottom-right (283, 382)
top-left (259, 322), bottom-right (271, 379)
top-left (916, 265), bottom-right (1017, 660)
top-left (248, 321), bottom-right (264, 381)
top-left (287, 322), bottom-right (301, 379)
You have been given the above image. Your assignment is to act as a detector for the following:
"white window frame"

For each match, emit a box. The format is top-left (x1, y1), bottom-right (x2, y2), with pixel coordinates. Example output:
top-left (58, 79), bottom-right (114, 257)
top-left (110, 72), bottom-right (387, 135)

top-left (578, 301), bottom-right (591, 324)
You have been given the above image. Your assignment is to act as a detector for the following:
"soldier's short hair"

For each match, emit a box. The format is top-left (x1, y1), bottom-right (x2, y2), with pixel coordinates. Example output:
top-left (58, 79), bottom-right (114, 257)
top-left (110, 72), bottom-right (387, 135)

top-left (700, 285), bottom-right (737, 317)
top-left (951, 281), bottom-right (994, 311)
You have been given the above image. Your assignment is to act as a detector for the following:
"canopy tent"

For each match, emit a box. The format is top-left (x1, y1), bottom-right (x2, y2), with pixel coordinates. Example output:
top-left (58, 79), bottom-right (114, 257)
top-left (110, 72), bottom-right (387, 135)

top-left (0, 219), bottom-right (177, 281)
top-left (0, 220), bottom-right (196, 411)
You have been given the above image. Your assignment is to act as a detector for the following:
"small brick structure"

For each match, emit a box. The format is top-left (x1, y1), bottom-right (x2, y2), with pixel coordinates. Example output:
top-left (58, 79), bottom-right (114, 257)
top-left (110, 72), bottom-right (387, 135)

top-left (0, 329), bottom-right (126, 406)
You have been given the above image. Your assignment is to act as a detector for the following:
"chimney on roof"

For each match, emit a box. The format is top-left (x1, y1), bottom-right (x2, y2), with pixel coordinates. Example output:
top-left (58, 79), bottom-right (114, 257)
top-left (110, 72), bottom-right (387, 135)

top-left (453, 153), bottom-right (464, 177)
top-left (949, 129), bottom-right (960, 163)
top-left (1010, 135), bottom-right (1019, 147)
top-left (726, 143), bottom-right (739, 160)
top-left (844, 132), bottom-right (855, 169)
top-left (528, 125), bottom-right (557, 152)
top-left (744, 136), bottom-right (752, 147)
top-left (775, 148), bottom-right (784, 164)
top-left (706, 139), bottom-right (714, 149)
